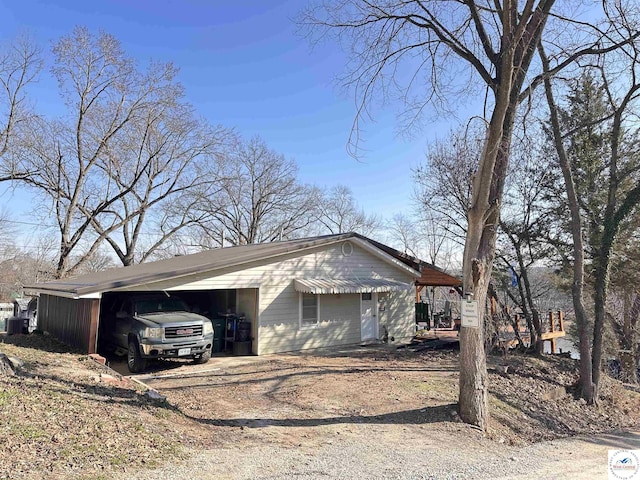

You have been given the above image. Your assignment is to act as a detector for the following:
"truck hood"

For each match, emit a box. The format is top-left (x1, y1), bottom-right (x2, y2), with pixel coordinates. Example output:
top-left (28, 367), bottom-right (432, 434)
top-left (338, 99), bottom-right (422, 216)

top-left (134, 311), bottom-right (209, 326)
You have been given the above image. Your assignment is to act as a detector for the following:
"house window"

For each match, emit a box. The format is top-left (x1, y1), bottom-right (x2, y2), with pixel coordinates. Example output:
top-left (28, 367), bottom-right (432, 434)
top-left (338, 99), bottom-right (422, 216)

top-left (361, 292), bottom-right (372, 301)
top-left (300, 293), bottom-right (319, 328)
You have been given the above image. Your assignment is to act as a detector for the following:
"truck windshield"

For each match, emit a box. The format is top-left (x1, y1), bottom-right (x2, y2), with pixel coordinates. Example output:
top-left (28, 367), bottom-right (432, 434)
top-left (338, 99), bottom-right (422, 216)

top-left (134, 298), bottom-right (188, 315)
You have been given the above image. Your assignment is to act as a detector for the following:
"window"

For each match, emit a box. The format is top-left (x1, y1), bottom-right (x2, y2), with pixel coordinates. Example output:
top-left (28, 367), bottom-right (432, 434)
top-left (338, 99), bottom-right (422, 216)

top-left (300, 293), bottom-right (319, 328)
top-left (361, 292), bottom-right (372, 301)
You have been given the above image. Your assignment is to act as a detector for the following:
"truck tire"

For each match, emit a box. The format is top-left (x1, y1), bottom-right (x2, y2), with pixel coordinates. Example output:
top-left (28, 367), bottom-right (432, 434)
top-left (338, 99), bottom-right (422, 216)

top-left (194, 348), bottom-right (211, 365)
top-left (127, 339), bottom-right (147, 373)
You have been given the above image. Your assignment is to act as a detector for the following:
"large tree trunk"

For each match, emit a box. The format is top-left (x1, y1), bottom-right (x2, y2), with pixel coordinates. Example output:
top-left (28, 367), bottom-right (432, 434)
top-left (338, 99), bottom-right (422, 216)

top-left (459, 234), bottom-right (490, 429)
top-left (459, 13), bottom-right (550, 425)
top-left (591, 254), bottom-right (610, 397)
top-left (459, 92), bottom-right (515, 428)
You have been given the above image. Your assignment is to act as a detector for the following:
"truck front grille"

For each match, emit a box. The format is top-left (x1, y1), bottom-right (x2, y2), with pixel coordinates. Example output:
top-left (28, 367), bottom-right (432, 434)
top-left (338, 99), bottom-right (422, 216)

top-left (165, 324), bottom-right (203, 339)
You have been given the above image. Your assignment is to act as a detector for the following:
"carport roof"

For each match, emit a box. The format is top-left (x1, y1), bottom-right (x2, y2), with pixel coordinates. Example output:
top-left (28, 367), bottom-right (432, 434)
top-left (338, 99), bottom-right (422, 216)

top-left (26, 233), bottom-right (428, 299)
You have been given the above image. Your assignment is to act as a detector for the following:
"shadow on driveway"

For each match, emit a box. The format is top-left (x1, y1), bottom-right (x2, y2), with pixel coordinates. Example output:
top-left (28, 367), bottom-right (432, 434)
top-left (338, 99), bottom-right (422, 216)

top-left (186, 404), bottom-right (458, 429)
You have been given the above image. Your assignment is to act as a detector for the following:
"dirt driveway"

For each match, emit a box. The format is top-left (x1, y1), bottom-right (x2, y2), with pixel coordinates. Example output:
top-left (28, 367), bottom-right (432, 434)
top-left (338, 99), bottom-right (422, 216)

top-left (137, 344), bottom-right (461, 434)
top-left (132, 344), bottom-right (466, 459)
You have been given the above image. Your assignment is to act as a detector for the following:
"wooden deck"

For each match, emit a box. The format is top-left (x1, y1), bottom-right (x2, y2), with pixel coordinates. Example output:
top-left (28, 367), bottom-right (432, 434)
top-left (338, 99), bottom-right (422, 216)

top-left (416, 311), bottom-right (566, 353)
top-left (498, 311), bottom-right (566, 352)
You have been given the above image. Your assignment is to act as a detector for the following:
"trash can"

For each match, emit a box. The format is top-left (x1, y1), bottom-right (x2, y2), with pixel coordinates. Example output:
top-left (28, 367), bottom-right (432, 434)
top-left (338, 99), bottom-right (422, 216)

top-left (6, 317), bottom-right (24, 335)
top-left (236, 321), bottom-right (251, 342)
top-left (211, 317), bottom-right (226, 353)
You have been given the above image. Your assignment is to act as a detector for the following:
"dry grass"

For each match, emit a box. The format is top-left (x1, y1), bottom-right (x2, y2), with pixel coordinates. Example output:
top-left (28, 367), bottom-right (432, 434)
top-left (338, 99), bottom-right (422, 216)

top-left (1, 333), bottom-right (639, 479)
top-left (0, 334), bottom-right (207, 480)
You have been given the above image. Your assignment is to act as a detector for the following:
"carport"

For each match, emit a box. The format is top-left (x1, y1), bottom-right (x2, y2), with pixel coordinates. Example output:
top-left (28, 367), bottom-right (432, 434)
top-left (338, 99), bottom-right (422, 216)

top-left (26, 250), bottom-right (265, 357)
top-left (32, 285), bottom-right (259, 357)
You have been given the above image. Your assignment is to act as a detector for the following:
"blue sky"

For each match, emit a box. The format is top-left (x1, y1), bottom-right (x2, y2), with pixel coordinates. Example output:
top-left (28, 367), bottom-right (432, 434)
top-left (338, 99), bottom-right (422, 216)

top-left (0, 0), bottom-right (455, 227)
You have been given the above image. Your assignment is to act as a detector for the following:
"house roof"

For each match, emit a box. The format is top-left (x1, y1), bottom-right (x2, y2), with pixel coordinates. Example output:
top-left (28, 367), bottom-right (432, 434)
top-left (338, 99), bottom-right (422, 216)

top-left (354, 234), bottom-right (462, 287)
top-left (26, 233), bottom-right (425, 299)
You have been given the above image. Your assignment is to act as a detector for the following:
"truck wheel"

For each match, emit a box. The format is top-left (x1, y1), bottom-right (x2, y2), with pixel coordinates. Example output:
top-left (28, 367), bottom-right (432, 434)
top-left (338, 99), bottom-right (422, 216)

top-left (194, 348), bottom-right (211, 365)
top-left (127, 339), bottom-right (147, 373)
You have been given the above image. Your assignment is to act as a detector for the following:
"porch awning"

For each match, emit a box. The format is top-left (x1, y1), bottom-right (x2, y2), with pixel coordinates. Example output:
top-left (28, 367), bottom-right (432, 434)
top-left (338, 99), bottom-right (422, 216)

top-left (294, 278), bottom-right (411, 295)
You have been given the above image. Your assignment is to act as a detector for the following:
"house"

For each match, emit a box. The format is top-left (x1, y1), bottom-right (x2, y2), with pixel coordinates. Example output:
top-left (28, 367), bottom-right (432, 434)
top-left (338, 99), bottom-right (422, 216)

top-left (25, 233), bottom-right (456, 356)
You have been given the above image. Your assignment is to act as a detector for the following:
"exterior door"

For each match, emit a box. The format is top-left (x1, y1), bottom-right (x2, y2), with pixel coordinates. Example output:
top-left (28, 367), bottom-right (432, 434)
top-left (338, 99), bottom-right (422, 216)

top-left (361, 292), bottom-right (378, 341)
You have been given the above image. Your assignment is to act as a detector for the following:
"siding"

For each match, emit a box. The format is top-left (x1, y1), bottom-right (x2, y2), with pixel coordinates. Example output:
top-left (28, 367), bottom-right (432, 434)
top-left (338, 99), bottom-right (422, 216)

top-left (109, 241), bottom-right (416, 355)
top-left (259, 293), bottom-right (362, 354)
top-left (38, 294), bottom-right (99, 353)
top-left (384, 290), bottom-right (415, 342)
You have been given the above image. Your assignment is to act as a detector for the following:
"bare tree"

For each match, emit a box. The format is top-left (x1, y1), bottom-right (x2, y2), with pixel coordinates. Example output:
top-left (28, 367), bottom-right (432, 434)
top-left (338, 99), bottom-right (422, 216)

top-left (418, 124), bottom-right (554, 352)
top-left (607, 229), bottom-right (640, 382)
top-left (89, 101), bottom-right (230, 266)
top-left (414, 125), bottom-right (481, 240)
top-left (497, 139), bottom-right (558, 352)
top-left (73, 249), bottom-right (116, 274)
top-left (386, 212), bottom-right (457, 270)
top-left (607, 288), bottom-right (640, 384)
top-left (14, 27), bottom-right (186, 277)
top-left (419, 210), bottom-right (460, 271)
top-left (387, 213), bottom-right (421, 257)
top-left (0, 235), bottom-right (56, 301)
top-left (542, 64), bottom-right (595, 401)
top-left (312, 185), bottom-right (380, 236)
top-left (301, 0), bottom-right (635, 428)
top-left (0, 34), bottom-right (40, 180)
top-left (196, 135), bottom-right (316, 246)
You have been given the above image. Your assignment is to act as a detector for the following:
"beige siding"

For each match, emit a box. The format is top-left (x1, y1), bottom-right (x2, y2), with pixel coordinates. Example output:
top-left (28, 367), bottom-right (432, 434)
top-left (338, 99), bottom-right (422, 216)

top-left (114, 242), bottom-right (416, 354)
top-left (259, 292), bottom-right (362, 354)
top-left (384, 290), bottom-right (415, 343)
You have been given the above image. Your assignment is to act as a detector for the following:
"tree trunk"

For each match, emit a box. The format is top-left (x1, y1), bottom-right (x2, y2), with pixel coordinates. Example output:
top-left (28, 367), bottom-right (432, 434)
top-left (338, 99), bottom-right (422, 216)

top-left (532, 309), bottom-right (544, 354)
top-left (541, 54), bottom-right (595, 402)
top-left (575, 288), bottom-right (595, 401)
top-left (591, 258), bottom-right (609, 397)
top-left (55, 244), bottom-right (71, 279)
top-left (619, 293), bottom-right (639, 384)
top-left (459, 74), bottom-right (516, 428)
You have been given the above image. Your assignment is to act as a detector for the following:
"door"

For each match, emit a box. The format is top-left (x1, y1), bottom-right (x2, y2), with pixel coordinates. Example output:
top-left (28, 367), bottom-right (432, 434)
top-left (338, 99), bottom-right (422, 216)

top-left (361, 292), bottom-right (378, 341)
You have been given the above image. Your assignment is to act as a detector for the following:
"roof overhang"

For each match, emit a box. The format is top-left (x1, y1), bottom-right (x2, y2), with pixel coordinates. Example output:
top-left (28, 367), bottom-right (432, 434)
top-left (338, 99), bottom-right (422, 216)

top-left (294, 278), bottom-right (412, 295)
top-left (23, 285), bottom-right (102, 300)
top-left (25, 233), bottom-right (422, 298)
top-left (416, 265), bottom-right (462, 287)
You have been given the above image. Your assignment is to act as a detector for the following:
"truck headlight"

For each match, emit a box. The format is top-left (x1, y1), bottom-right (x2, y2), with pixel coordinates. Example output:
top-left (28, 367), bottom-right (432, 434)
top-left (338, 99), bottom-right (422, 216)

top-left (203, 321), bottom-right (213, 335)
top-left (143, 327), bottom-right (163, 339)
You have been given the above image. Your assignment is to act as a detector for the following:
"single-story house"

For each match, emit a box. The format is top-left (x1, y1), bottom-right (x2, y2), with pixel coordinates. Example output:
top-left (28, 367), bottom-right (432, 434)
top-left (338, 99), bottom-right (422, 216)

top-left (25, 233), bottom-right (458, 356)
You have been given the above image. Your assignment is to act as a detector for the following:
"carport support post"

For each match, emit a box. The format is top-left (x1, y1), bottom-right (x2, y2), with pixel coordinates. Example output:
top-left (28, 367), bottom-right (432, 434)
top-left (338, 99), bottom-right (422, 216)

top-left (88, 299), bottom-right (100, 354)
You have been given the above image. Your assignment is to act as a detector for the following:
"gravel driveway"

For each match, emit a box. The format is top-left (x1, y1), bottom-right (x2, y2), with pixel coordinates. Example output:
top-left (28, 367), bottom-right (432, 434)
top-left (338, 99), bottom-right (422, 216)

top-left (126, 346), bottom-right (640, 480)
top-left (131, 429), bottom-right (640, 480)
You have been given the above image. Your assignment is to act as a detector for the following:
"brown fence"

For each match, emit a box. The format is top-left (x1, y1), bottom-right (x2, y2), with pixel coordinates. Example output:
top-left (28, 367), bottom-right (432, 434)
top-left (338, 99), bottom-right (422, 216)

top-left (38, 294), bottom-right (99, 353)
